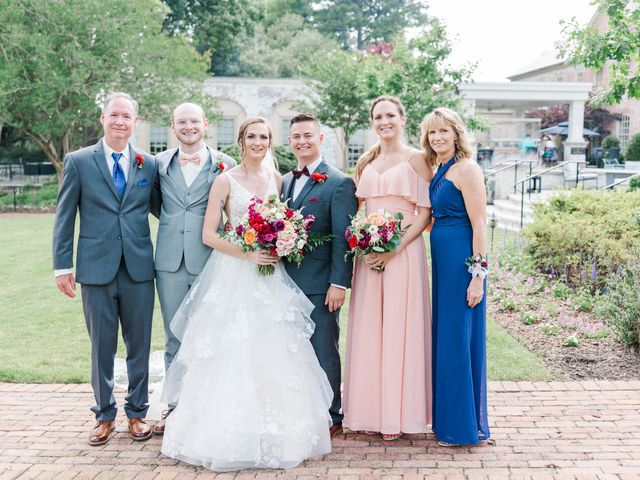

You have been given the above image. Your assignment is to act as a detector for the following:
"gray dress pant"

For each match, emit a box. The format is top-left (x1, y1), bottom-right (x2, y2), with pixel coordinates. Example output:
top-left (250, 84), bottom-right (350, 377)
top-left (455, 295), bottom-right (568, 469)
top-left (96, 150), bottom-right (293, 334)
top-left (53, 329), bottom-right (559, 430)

top-left (81, 259), bottom-right (154, 421)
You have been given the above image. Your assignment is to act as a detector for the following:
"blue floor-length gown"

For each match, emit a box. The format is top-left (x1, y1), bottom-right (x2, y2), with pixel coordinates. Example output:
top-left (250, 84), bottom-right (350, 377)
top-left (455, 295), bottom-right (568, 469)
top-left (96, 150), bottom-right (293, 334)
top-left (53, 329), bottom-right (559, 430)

top-left (429, 156), bottom-right (490, 445)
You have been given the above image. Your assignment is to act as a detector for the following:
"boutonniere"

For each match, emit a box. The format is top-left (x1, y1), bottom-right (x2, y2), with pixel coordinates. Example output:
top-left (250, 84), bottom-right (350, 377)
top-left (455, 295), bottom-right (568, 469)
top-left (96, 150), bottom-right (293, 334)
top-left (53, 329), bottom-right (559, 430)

top-left (135, 154), bottom-right (144, 169)
top-left (217, 161), bottom-right (226, 172)
top-left (311, 172), bottom-right (328, 184)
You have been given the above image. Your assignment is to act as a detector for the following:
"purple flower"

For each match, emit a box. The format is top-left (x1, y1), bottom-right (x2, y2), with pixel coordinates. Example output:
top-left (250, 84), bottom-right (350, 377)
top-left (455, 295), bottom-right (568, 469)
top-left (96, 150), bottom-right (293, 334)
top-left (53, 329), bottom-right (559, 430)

top-left (263, 233), bottom-right (275, 243)
top-left (590, 262), bottom-right (597, 280)
top-left (273, 220), bottom-right (285, 231)
top-left (235, 225), bottom-right (244, 236)
top-left (344, 229), bottom-right (351, 240)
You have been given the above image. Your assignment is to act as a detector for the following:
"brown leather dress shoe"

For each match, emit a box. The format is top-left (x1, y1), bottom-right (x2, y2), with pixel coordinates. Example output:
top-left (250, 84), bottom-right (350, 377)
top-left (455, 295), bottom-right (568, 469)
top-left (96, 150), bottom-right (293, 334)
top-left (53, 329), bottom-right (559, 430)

top-left (152, 408), bottom-right (173, 436)
top-left (329, 423), bottom-right (343, 438)
top-left (88, 420), bottom-right (115, 446)
top-left (128, 417), bottom-right (152, 442)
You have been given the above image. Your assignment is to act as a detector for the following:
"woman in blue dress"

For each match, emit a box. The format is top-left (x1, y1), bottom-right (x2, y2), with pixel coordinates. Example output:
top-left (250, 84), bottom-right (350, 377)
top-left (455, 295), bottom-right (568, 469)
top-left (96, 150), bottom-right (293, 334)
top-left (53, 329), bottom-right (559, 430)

top-left (420, 108), bottom-right (490, 446)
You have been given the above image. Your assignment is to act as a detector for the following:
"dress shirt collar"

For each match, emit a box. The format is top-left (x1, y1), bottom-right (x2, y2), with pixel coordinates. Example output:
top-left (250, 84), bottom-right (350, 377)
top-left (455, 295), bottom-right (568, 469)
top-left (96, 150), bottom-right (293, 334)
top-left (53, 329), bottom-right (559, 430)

top-left (103, 138), bottom-right (130, 163)
top-left (296, 156), bottom-right (323, 176)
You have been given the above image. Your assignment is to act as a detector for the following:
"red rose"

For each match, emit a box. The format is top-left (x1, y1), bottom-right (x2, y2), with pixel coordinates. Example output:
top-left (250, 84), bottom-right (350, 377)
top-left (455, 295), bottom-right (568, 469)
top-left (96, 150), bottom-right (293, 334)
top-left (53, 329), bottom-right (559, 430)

top-left (348, 235), bottom-right (358, 249)
top-left (135, 154), bottom-right (144, 169)
top-left (311, 172), bottom-right (328, 183)
top-left (217, 161), bottom-right (226, 171)
top-left (285, 209), bottom-right (294, 219)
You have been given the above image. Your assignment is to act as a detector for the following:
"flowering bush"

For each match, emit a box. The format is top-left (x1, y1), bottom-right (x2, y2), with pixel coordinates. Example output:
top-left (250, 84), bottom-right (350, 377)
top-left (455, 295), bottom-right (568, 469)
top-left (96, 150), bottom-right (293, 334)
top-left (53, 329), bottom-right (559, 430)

top-left (344, 210), bottom-right (404, 272)
top-left (222, 194), bottom-right (329, 275)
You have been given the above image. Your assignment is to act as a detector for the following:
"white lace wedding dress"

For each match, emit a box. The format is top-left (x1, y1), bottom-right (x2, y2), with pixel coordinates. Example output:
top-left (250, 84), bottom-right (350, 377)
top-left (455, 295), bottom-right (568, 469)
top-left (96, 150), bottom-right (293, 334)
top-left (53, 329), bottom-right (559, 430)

top-left (160, 170), bottom-right (333, 471)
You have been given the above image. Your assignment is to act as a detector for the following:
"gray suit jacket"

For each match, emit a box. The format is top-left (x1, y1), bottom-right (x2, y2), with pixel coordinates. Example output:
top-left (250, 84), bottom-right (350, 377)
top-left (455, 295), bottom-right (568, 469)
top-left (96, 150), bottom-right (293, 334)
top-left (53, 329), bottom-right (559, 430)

top-left (151, 146), bottom-right (236, 275)
top-left (282, 161), bottom-right (358, 295)
top-left (52, 140), bottom-right (158, 285)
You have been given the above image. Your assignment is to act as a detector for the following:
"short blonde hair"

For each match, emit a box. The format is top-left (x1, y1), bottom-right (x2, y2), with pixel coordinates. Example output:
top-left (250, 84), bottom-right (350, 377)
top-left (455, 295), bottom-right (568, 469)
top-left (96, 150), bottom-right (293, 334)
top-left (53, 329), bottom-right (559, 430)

top-left (420, 107), bottom-right (473, 167)
top-left (103, 92), bottom-right (138, 115)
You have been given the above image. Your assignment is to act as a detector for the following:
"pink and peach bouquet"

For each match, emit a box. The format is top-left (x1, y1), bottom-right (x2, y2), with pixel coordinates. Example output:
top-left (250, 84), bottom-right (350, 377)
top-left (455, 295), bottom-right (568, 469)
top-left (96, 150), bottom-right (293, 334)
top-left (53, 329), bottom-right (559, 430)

top-left (222, 195), bottom-right (329, 276)
top-left (344, 210), bottom-right (404, 272)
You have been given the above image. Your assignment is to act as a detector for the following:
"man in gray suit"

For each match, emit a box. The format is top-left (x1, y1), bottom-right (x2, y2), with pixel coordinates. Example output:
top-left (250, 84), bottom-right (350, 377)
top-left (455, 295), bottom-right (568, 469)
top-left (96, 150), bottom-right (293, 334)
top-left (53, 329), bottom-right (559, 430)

top-left (282, 113), bottom-right (358, 438)
top-left (150, 102), bottom-right (235, 435)
top-left (53, 92), bottom-right (157, 446)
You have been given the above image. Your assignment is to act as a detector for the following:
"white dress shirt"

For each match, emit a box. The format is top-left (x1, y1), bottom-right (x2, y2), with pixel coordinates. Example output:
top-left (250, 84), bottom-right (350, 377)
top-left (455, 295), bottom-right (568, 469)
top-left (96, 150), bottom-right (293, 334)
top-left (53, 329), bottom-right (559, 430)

top-left (292, 157), bottom-right (323, 201)
top-left (103, 138), bottom-right (130, 182)
top-left (54, 140), bottom-right (131, 278)
top-left (179, 145), bottom-right (208, 188)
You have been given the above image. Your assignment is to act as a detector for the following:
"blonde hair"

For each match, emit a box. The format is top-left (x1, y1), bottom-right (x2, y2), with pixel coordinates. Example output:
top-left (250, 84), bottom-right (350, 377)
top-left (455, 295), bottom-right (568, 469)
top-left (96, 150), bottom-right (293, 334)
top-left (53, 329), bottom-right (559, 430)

top-left (236, 117), bottom-right (278, 171)
top-left (354, 96), bottom-right (405, 181)
top-left (420, 107), bottom-right (473, 167)
top-left (103, 92), bottom-right (138, 115)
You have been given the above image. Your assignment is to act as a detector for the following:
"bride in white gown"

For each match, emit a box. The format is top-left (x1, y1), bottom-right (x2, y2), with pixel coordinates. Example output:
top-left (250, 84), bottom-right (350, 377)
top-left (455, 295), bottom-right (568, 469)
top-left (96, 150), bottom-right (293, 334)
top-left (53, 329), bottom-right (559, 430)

top-left (160, 117), bottom-right (333, 471)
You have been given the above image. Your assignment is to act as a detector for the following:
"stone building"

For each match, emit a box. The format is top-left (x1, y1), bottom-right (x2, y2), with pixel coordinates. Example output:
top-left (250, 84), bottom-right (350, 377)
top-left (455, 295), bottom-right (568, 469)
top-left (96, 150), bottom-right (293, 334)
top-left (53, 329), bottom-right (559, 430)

top-left (134, 77), bottom-right (377, 170)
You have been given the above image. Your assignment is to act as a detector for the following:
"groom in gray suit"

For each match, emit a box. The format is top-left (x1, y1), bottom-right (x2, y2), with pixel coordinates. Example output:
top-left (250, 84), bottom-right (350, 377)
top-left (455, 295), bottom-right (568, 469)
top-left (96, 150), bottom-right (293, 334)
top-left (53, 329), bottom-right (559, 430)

top-left (282, 113), bottom-right (358, 438)
top-left (53, 92), bottom-right (157, 446)
top-left (150, 103), bottom-right (235, 434)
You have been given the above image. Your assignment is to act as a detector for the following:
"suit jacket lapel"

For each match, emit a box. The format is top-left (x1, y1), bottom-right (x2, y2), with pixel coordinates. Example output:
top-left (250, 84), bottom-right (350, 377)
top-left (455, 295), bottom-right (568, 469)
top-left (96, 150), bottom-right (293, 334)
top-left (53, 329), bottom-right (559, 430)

top-left (293, 161), bottom-right (328, 209)
top-left (282, 173), bottom-right (294, 204)
top-left (159, 149), bottom-right (181, 199)
top-left (187, 156), bottom-right (213, 206)
top-left (121, 144), bottom-right (139, 204)
top-left (93, 140), bottom-right (120, 201)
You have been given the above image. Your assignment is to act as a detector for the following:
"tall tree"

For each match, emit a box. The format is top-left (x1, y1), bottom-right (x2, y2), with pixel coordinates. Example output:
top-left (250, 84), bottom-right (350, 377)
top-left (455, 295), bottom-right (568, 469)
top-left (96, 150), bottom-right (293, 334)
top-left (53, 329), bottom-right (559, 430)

top-left (235, 14), bottom-right (339, 78)
top-left (265, 0), bottom-right (313, 27)
top-left (379, 20), bottom-right (477, 140)
top-left (313, 0), bottom-right (428, 51)
top-left (298, 49), bottom-right (380, 163)
top-left (0, 0), bottom-right (211, 184)
top-left (561, 0), bottom-right (640, 104)
top-left (162, 0), bottom-right (263, 75)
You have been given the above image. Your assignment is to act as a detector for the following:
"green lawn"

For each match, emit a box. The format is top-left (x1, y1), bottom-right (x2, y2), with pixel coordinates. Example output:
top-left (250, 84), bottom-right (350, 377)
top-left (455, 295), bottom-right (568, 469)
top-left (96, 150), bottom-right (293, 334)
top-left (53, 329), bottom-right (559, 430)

top-left (0, 215), bottom-right (553, 382)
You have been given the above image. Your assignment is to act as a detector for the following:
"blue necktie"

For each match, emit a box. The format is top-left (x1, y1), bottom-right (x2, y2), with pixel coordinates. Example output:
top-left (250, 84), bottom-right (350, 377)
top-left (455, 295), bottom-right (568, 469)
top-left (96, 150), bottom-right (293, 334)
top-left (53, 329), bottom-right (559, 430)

top-left (111, 152), bottom-right (126, 197)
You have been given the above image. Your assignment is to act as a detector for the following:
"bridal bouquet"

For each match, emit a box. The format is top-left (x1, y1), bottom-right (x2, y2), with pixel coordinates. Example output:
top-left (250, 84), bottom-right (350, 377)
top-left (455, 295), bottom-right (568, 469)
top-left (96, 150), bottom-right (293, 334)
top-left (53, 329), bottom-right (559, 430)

top-left (222, 195), bottom-right (329, 276)
top-left (344, 210), bottom-right (404, 272)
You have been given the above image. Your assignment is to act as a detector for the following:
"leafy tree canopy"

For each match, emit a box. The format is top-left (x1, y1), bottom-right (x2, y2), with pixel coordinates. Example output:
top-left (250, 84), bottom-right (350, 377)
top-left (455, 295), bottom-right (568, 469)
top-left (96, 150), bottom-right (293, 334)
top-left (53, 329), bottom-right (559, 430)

top-left (0, 0), bottom-right (211, 182)
top-left (561, 0), bottom-right (640, 104)
top-left (313, 0), bottom-right (428, 51)
top-left (162, 0), bottom-right (263, 75)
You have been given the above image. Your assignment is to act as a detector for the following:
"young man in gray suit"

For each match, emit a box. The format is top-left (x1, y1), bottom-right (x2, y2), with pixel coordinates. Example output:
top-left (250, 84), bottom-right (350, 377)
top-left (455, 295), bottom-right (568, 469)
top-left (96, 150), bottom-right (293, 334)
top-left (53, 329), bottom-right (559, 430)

top-left (282, 113), bottom-right (358, 438)
top-left (150, 102), bottom-right (235, 435)
top-left (53, 92), bottom-right (157, 446)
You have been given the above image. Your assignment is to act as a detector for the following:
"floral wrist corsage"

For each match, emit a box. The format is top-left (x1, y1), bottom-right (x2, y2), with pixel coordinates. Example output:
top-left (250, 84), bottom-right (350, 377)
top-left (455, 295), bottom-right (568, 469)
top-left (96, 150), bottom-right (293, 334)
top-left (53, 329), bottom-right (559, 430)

top-left (465, 254), bottom-right (488, 279)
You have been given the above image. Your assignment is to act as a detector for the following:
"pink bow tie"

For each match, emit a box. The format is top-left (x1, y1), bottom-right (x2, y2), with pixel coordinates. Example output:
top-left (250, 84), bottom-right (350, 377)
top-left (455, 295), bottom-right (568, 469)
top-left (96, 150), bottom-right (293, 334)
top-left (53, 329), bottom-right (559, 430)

top-left (179, 152), bottom-right (201, 166)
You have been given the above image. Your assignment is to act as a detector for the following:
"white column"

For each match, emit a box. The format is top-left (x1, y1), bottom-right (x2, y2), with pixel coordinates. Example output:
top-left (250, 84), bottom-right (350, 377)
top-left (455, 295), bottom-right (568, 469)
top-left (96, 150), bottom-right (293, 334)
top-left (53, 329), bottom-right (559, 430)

top-left (563, 100), bottom-right (588, 183)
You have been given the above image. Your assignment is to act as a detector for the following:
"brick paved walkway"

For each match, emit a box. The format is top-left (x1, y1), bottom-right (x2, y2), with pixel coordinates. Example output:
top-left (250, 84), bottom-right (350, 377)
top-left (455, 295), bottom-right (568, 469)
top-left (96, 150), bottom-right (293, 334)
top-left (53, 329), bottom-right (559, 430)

top-left (1, 381), bottom-right (639, 480)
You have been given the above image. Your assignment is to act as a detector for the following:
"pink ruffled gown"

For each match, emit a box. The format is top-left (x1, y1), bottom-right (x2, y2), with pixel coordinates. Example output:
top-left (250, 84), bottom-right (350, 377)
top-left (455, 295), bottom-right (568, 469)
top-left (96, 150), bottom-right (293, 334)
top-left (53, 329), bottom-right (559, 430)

top-left (343, 160), bottom-right (432, 435)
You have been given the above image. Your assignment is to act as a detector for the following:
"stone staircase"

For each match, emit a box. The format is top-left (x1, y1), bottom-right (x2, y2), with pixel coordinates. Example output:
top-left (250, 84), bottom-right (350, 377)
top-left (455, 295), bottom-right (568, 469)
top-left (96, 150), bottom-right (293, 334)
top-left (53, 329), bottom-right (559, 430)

top-left (488, 191), bottom-right (560, 231)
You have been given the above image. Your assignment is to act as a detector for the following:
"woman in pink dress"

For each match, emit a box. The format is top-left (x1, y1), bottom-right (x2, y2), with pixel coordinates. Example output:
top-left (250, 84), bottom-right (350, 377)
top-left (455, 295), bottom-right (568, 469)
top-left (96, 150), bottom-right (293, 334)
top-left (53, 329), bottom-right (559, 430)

top-left (343, 96), bottom-right (433, 441)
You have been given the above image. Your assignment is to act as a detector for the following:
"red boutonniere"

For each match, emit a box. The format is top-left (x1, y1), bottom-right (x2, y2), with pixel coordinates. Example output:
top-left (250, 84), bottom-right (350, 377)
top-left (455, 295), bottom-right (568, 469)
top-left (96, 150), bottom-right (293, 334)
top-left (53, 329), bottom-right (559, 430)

top-left (217, 161), bottom-right (226, 171)
top-left (311, 172), bottom-right (328, 184)
top-left (135, 154), bottom-right (144, 169)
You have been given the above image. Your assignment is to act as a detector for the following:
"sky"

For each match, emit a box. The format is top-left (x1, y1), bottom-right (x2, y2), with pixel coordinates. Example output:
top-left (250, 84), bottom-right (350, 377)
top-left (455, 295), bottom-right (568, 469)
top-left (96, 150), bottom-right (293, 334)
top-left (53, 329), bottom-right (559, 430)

top-left (423, 0), bottom-right (598, 82)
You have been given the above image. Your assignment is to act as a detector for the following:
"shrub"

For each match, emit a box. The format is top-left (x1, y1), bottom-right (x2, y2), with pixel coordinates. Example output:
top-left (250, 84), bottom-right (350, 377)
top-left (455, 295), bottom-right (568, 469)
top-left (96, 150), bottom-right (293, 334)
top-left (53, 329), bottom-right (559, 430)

top-left (601, 135), bottom-right (620, 149)
top-left (221, 144), bottom-right (297, 175)
top-left (523, 190), bottom-right (640, 291)
top-left (630, 176), bottom-right (640, 192)
top-left (540, 325), bottom-right (561, 336)
top-left (625, 133), bottom-right (640, 162)
top-left (0, 182), bottom-right (58, 208)
top-left (563, 335), bottom-right (581, 347)
top-left (595, 251), bottom-right (640, 349)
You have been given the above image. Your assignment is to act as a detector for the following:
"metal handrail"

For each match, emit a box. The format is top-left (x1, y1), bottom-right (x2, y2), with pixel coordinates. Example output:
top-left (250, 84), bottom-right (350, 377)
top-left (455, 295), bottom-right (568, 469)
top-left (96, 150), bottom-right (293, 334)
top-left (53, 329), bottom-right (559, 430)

top-left (513, 161), bottom-right (588, 229)
top-left (513, 161), bottom-right (570, 186)
top-left (600, 172), bottom-right (640, 190)
top-left (484, 159), bottom-right (536, 178)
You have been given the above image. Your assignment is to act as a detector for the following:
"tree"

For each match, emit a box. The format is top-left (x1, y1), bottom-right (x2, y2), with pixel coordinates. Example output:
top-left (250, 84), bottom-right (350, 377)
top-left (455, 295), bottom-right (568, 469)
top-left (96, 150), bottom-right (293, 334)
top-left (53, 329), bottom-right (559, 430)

top-left (0, 0), bottom-right (211, 184)
top-left (264, 0), bottom-right (313, 27)
top-left (298, 49), bottom-right (379, 163)
top-left (561, 0), bottom-right (640, 104)
top-left (235, 14), bottom-right (339, 78)
top-left (313, 0), bottom-right (428, 51)
top-left (162, 0), bottom-right (263, 75)
top-left (378, 20), bottom-right (477, 140)
top-left (525, 102), bottom-right (620, 131)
